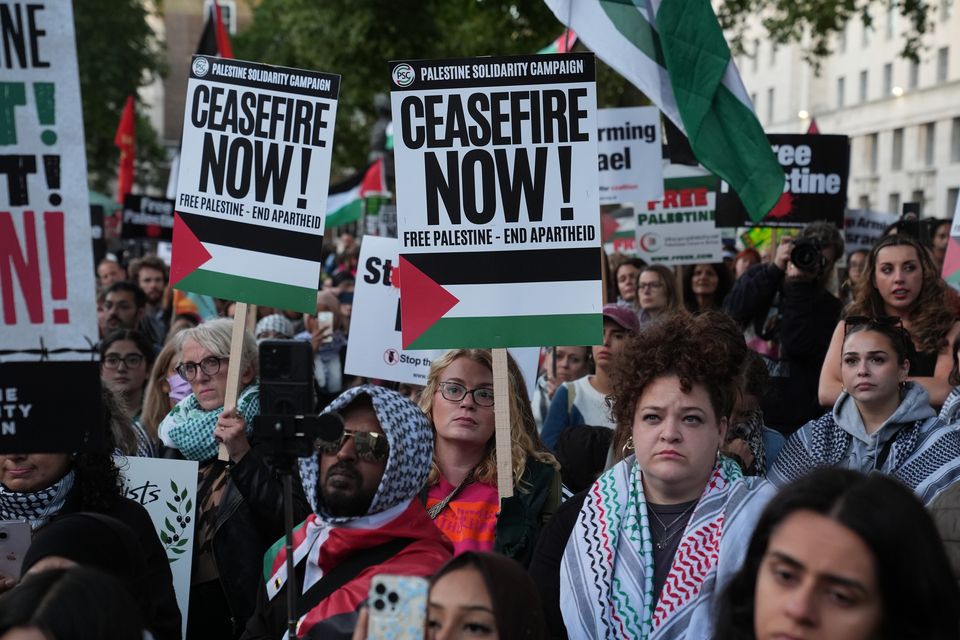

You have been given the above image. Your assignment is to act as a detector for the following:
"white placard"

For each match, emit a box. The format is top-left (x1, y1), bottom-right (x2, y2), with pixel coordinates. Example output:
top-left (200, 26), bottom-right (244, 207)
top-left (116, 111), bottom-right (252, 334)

top-left (597, 106), bottom-right (663, 205)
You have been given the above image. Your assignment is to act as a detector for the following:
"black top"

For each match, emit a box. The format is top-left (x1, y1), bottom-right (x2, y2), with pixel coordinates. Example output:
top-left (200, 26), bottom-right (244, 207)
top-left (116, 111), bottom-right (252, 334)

top-left (648, 500), bottom-right (697, 603)
top-left (909, 348), bottom-right (938, 377)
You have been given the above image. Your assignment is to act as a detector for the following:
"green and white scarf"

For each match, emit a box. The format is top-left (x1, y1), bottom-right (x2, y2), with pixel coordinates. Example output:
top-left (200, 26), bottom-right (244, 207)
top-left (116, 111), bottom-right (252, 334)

top-left (159, 385), bottom-right (260, 462)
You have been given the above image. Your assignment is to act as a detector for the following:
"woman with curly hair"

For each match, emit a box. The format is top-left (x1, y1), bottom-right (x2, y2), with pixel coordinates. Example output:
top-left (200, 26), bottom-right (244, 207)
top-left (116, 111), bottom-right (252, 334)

top-left (0, 388), bottom-right (181, 639)
top-left (419, 349), bottom-right (559, 568)
top-left (531, 312), bottom-right (774, 639)
top-left (819, 235), bottom-right (960, 409)
top-left (682, 262), bottom-right (733, 313)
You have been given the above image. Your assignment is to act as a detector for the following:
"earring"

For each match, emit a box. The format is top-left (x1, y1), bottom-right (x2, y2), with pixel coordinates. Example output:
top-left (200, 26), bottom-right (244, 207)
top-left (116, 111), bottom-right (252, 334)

top-left (621, 436), bottom-right (634, 459)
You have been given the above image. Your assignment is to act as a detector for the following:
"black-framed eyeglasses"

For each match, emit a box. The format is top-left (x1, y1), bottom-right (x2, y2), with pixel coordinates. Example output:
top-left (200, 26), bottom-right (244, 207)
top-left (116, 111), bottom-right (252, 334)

top-left (175, 356), bottom-right (226, 381)
top-left (102, 354), bottom-right (145, 369)
top-left (637, 281), bottom-right (664, 291)
top-left (315, 430), bottom-right (390, 463)
top-left (844, 315), bottom-right (903, 335)
top-left (437, 381), bottom-right (495, 407)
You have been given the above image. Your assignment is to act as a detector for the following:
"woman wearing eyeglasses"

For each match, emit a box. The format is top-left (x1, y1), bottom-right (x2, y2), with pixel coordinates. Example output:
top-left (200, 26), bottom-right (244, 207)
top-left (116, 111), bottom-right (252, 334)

top-left (637, 264), bottom-right (681, 325)
top-left (158, 318), bottom-right (310, 638)
top-left (771, 317), bottom-right (960, 505)
top-left (419, 349), bottom-right (559, 567)
top-left (819, 235), bottom-right (960, 410)
top-left (99, 329), bottom-right (158, 456)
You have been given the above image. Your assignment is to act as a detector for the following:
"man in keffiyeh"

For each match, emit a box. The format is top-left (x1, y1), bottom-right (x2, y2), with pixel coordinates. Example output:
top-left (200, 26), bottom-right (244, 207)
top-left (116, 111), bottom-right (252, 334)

top-left (242, 385), bottom-right (452, 640)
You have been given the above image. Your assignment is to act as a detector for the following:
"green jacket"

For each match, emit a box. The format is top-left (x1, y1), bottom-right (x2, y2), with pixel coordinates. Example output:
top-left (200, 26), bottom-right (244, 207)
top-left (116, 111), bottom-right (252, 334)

top-left (494, 457), bottom-right (560, 568)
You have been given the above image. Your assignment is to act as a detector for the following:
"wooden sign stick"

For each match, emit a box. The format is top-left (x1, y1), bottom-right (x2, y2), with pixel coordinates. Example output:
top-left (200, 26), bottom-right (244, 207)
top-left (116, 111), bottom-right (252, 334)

top-left (492, 348), bottom-right (514, 500)
top-left (218, 301), bottom-right (249, 461)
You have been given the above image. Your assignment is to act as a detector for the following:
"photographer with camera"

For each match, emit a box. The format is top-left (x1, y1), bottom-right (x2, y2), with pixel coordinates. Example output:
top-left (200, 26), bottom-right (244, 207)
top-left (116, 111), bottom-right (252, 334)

top-left (725, 222), bottom-right (845, 435)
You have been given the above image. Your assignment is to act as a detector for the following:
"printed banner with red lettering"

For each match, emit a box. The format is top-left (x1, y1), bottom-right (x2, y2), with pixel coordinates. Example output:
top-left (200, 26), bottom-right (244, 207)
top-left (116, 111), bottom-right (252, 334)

top-left (0, 0), bottom-right (100, 452)
top-left (634, 175), bottom-right (722, 265)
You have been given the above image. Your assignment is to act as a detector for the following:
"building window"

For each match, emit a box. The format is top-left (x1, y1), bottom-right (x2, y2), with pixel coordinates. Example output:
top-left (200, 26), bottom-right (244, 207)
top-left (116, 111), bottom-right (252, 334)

top-left (921, 122), bottom-right (936, 166)
top-left (911, 190), bottom-right (926, 212)
top-left (837, 76), bottom-right (846, 107)
top-left (866, 133), bottom-right (879, 173)
top-left (752, 39), bottom-right (760, 72)
top-left (892, 128), bottom-right (904, 170)
top-left (767, 87), bottom-right (774, 123)
top-left (859, 70), bottom-right (869, 102)
top-left (952, 117), bottom-right (960, 162)
top-left (943, 0), bottom-right (955, 20)
top-left (862, 18), bottom-right (872, 47)
top-left (888, 192), bottom-right (901, 215)
top-left (202, 0), bottom-right (237, 34)
top-left (909, 59), bottom-right (920, 88)
top-left (937, 47), bottom-right (949, 82)
top-left (948, 188), bottom-right (960, 219)
top-left (858, 195), bottom-right (872, 210)
top-left (887, 1), bottom-right (897, 39)
top-left (770, 43), bottom-right (777, 66)
top-left (883, 63), bottom-right (893, 95)
top-left (839, 26), bottom-right (848, 52)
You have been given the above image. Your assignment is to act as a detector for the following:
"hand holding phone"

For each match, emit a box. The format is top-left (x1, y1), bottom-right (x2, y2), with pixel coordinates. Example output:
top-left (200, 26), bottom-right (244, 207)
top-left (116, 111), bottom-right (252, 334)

top-left (366, 574), bottom-right (428, 640)
top-left (0, 520), bottom-right (31, 584)
top-left (316, 311), bottom-right (334, 344)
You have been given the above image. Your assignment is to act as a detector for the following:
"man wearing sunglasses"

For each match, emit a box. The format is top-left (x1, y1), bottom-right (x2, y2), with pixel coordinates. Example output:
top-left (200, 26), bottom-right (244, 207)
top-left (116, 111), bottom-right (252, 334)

top-left (244, 385), bottom-right (453, 640)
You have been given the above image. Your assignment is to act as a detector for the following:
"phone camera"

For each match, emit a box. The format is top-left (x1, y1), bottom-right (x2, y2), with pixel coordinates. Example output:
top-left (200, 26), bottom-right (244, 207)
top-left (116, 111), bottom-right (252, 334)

top-left (0, 531), bottom-right (6, 540)
top-left (388, 591), bottom-right (399, 604)
top-left (373, 598), bottom-right (385, 611)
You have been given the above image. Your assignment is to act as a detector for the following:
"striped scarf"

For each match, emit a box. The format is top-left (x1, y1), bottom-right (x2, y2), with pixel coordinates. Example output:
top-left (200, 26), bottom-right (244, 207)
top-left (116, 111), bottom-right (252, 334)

top-left (159, 385), bottom-right (259, 462)
top-left (560, 456), bottom-right (743, 639)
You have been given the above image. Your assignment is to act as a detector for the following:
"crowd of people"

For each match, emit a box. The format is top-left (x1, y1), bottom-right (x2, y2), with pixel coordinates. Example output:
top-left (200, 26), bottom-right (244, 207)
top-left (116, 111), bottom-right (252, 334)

top-left (3, 223), bottom-right (960, 639)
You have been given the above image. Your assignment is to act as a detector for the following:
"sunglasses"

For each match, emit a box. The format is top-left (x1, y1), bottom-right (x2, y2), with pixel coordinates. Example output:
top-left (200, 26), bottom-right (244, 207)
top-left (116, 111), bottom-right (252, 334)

top-left (314, 430), bottom-right (389, 463)
top-left (843, 315), bottom-right (903, 335)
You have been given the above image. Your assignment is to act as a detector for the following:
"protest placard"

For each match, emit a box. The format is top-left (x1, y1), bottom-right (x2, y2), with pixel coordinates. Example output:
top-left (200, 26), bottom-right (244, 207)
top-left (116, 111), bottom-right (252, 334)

top-left (597, 106), bottom-right (662, 205)
top-left (635, 175), bottom-right (721, 265)
top-left (345, 235), bottom-right (539, 391)
top-left (0, 0), bottom-right (101, 452)
top-left (172, 56), bottom-right (340, 313)
top-left (844, 209), bottom-right (899, 253)
top-left (716, 134), bottom-right (849, 228)
top-left (117, 456), bottom-right (198, 638)
top-left (389, 54), bottom-right (603, 349)
top-left (121, 194), bottom-right (176, 241)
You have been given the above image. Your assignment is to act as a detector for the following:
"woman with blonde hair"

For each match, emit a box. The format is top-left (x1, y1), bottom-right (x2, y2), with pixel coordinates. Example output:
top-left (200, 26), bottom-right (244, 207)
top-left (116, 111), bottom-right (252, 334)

top-left (419, 348), bottom-right (559, 567)
top-left (140, 340), bottom-right (191, 442)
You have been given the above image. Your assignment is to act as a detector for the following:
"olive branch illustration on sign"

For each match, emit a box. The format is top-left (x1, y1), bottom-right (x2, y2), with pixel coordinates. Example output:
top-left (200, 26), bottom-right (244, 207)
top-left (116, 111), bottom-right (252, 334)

top-left (160, 480), bottom-right (193, 563)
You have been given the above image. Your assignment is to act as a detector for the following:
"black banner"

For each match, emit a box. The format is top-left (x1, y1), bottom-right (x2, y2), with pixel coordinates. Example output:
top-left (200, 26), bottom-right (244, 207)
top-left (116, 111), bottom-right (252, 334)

top-left (716, 134), bottom-right (850, 228)
top-left (121, 194), bottom-right (176, 241)
top-left (0, 361), bottom-right (103, 453)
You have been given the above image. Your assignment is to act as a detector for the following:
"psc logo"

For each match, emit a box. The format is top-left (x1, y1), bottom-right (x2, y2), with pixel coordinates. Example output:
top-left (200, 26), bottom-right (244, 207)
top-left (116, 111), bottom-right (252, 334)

top-left (392, 63), bottom-right (415, 88)
top-left (192, 57), bottom-right (210, 77)
top-left (638, 232), bottom-right (662, 253)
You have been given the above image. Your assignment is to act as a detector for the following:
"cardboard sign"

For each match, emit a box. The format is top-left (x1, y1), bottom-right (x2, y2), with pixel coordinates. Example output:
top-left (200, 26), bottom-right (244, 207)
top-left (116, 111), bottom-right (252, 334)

top-left (635, 175), bottom-right (722, 265)
top-left (172, 56), bottom-right (340, 313)
top-left (121, 194), bottom-right (176, 241)
top-left (716, 134), bottom-right (850, 228)
top-left (597, 106), bottom-right (662, 205)
top-left (389, 54), bottom-right (603, 349)
top-left (117, 456), bottom-right (198, 638)
top-left (0, 0), bottom-right (100, 452)
top-left (844, 209), bottom-right (899, 253)
top-left (344, 236), bottom-right (539, 393)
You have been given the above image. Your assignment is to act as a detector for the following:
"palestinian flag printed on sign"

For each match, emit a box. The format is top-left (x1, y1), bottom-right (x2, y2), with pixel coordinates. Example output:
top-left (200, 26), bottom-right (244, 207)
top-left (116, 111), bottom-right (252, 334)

top-left (172, 56), bottom-right (340, 313)
top-left (389, 53), bottom-right (603, 350)
top-left (537, 29), bottom-right (578, 54)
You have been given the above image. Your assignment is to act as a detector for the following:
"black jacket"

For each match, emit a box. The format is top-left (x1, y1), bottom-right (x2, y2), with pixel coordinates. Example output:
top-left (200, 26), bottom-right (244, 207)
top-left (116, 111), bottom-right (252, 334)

top-left (724, 263), bottom-right (843, 434)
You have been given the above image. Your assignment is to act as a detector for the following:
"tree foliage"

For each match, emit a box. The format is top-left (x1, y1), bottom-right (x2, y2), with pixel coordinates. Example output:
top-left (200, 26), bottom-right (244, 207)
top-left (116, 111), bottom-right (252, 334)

top-left (718, 0), bottom-right (932, 70)
top-left (73, 0), bottom-right (167, 193)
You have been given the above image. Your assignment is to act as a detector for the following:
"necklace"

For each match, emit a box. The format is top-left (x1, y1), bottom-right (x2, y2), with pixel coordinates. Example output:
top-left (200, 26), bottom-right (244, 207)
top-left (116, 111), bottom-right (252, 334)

top-left (648, 501), bottom-right (697, 551)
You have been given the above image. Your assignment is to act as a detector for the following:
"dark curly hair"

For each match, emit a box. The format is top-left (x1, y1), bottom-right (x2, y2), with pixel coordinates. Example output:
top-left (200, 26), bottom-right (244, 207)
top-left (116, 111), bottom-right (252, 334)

top-left (847, 235), bottom-right (954, 354)
top-left (682, 263), bottom-right (733, 313)
top-left (714, 468), bottom-right (959, 640)
top-left (71, 388), bottom-right (123, 512)
top-left (610, 311), bottom-right (746, 461)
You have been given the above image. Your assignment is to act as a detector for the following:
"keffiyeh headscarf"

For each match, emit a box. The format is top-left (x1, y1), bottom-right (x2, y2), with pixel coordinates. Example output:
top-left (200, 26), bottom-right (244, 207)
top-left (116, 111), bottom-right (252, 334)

top-left (560, 456), bottom-right (744, 639)
top-left (298, 384), bottom-right (434, 520)
top-left (159, 384), bottom-right (260, 461)
top-left (0, 469), bottom-right (75, 531)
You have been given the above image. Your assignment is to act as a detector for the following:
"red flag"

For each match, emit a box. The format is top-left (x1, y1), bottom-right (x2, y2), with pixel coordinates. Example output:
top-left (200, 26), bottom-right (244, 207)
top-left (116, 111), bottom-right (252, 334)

top-left (213, 2), bottom-right (233, 58)
top-left (114, 95), bottom-right (135, 204)
top-left (806, 118), bottom-right (820, 134)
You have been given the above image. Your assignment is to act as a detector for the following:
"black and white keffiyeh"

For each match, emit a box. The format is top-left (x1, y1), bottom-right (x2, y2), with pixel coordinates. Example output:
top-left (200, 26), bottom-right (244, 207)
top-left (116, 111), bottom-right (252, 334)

top-left (299, 385), bottom-right (434, 522)
top-left (0, 469), bottom-right (75, 530)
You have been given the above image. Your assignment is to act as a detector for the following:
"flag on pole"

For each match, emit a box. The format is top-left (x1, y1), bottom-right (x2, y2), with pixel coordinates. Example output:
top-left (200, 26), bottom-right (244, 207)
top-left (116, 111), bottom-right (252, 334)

top-left (807, 118), bottom-right (820, 134)
top-left (196, 2), bottom-right (233, 58)
top-left (114, 95), bottom-right (135, 204)
top-left (325, 159), bottom-right (389, 228)
top-left (544, 0), bottom-right (784, 222)
top-left (538, 28), bottom-right (578, 54)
